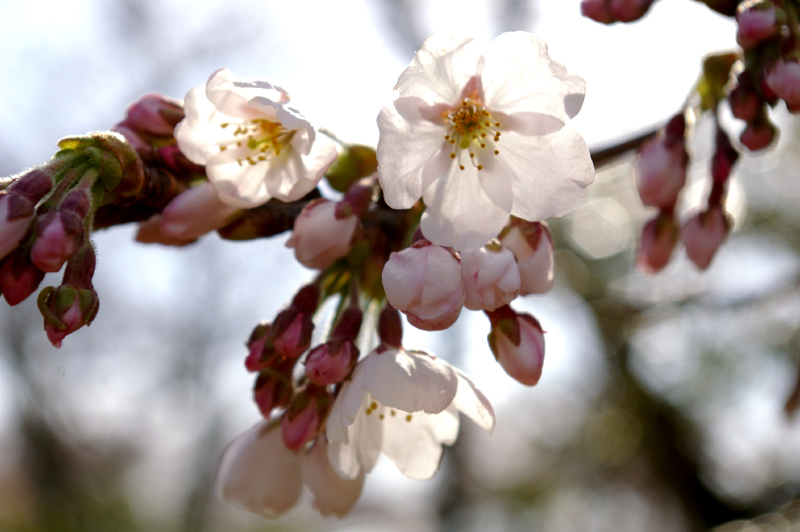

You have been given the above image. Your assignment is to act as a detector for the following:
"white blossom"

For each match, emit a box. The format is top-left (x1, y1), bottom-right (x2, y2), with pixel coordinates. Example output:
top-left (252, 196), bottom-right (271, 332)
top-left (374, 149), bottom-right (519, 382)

top-left (176, 68), bottom-right (337, 208)
top-left (377, 32), bottom-right (594, 251)
top-left (326, 348), bottom-right (494, 480)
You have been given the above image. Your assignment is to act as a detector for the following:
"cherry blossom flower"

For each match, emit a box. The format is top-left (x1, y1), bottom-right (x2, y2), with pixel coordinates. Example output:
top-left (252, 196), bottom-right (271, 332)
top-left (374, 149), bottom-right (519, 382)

top-left (377, 32), bottom-right (594, 251)
top-left (459, 242), bottom-right (520, 311)
top-left (286, 199), bottom-right (359, 270)
top-left (326, 347), bottom-right (494, 480)
top-left (175, 68), bottom-right (337, 208)
top-left (217, 424), bottom-right (364, 518)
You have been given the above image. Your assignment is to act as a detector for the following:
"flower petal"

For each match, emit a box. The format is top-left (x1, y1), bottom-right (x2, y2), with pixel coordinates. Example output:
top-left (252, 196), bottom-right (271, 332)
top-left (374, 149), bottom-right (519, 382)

top-left (216, 422), bottom-right (303, 517)
top-left (377, 98), bottom-right (452, 209)
top-left (380, 406), bottom-right (459, 480)
top-left (303, 437), bottom-right (365, 517)
top-left (481, 32), bottom-right (586, 121)
top-left (394, 35), bottom-right (483, 104)
top-left (361, 349), bottom-right (459, 414)
top-left (206, 68), bottom-right (289, 118)
top-left (453, 372), bottom-right (495, 433)
top-left (499, 125), bottom-right (595, 221)
top-left (421, 163), bottom-right (510, 251)
top-left (327, 392), bottom-right (383, 479)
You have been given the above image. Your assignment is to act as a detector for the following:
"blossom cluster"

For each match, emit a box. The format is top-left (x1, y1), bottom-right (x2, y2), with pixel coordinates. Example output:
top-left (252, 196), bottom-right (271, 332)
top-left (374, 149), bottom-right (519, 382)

top-left (0, 31), bottom-right (593, 519)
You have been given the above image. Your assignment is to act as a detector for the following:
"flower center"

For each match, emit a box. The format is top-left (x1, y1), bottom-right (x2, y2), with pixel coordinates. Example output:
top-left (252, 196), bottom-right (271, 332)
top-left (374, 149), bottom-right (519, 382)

top-left (443, 94), bottom-right (502, 172)
top-left (219, 118), bottom-right (293, 166)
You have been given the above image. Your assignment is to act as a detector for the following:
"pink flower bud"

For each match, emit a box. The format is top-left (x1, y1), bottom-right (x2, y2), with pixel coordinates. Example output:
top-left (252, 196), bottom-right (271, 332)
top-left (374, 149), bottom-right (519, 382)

top-left (681, 207), bottom-right (730, 270)
top-left (281, 387), bottom-right (331, 450)
top-left (305, 339), bottom-right (359, 386)
top-left (30, 212), bottom-right (83, 273)
top-left (134, 215), bottom-right (195, 246)
top-left (767, 58), bottom-right (800, 108)
top-left (740, 120), bottom-right (778, 151)
top-left (253, 370), bottom-right (293, 419)
top-left (271, 309), bottom-right (314, 359)
top-left (711, 126), bottom-right (739, 185)
top-left (460, 243), bottom-right (520, 311)
top-left (0, 194), bottom-right (33, 261)
top-left (637, 213), bottom-right (680, 273)
top-left (245, 322), bottom-right (279, 372)
top-left (636, 137), bottom-right (687, 208)
top-left (736, 2), bottom-right (780, 41)
top-left (487, 307), bottom-right (545, 386)
top-left (728, 82), bottom-right (761, 122)
top-left (609, 0), bottom-right (655, 22)
top-left (285, 199), bottom-right (358, 270)
top-left (581, 0), bottom-right (616, 23)
top-left (159, 182), bottom-right (239, 240)
top-left (382, 241), bottom-right (464, 331)
top-left (123, 93), bottom-right (185, 137)
top-left (0, 249), bottom-right (44, 306)
top-left (38, 284), bottom-right (100, 348)
top-left (499, 221), bottom-right (554, 295)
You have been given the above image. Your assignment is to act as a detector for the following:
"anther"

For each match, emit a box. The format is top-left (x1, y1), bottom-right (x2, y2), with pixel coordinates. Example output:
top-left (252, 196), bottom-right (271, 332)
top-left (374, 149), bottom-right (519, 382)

top-left (477, 165), bottom-right (484, 170)
top-left (480, 143), bottom-right (486, 148)
top-left (494, 150), bottom-right (499, 155)
top-left (406, 415), bottom-right (412, 422)
top-left (450, 153), bottom-right (456, 159)
top-left (459, 165), bottom-right (465, 170)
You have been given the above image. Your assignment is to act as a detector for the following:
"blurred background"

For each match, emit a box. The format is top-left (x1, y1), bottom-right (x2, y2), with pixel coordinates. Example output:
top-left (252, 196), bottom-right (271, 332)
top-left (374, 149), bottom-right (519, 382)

top-left (2, 0), bottom-right (800, 530)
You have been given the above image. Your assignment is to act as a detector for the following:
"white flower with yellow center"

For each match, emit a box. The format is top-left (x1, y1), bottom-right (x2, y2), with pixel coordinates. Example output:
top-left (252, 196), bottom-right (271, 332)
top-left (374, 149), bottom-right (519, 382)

top-left (176, 68), bottom-right (337, 208)
top-left (326, 347), bottom-right (494, 480)
top-left (377, 32), bottom-right (595, 251)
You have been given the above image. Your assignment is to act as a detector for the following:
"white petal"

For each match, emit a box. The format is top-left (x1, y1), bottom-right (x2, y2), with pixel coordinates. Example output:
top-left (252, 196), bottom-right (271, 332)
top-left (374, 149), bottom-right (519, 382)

top-left (381, 249), bottom-right (427, 311)
top-left (175, 87), bottom-right (231, 165)
top-left (380, 406), bottom-right (459, 480)
top-left (453, 372), bottom-right (495, 433)
top-left (206, 68), bottom-right (289, 119)
top-left (499, 126), bottom-right (595, 221)
top-left (481, 32), bottom-right (586, 121)
top-left (303, 437), bottom-right (365, 517)
top-left (421, 163), bottom-right (510, 251)
top-left (269, 132), bottom-right (336, 202)
top-left (216, 422), bottom-right (303, 517)
top-left (377, 98), bottom-right (451, 209)
top-left (328, 394), bottom-right (383, 479)
top-left (361, 349), bottom-right (459, 414)
top-left (206, 160), bottom-right (273, 208)
top-left (394, 35), bottom-right (483, 104)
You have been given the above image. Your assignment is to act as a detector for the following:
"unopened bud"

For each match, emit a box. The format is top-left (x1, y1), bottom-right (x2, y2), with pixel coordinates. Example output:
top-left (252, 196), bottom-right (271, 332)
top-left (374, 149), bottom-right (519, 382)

top-left (271, 308), bottom-right (314, 359)
top-left (499, 220), bottom-right (554, 295)
top-left (160, 182), bottom-right (239, 241)
top-left (123, 93), bottom-right (184, 137)
top-left (38, 285), bottom-right (99, 348)
top-left (245, 322), bottom-right (280, 373)
top-left (711, 126), bottom-right (739, 185)
top-left (30, 210), bottom-right (85, 273)
top-left (637, 213), bottom-right (680, 273)
top-left (460, 242), bottom-right (520, 311)
top-left (253, 370), bottom-right (293, 419)
top-left (766, 58), bottom-right (800, 108)
top-left (378, 304), bottom-right (403, 349)
top-left (281, 385), bottom-right (332, 450)
top-left (736, 1), bottom-right (782, 42)
top-left (0, 248), bottom-right (44, 306)
top-left (609, 0), bottom-right (655, 22)
top-left (581, 0), bottom-right (616, 23)
top-left (304, 338), bottom-right (359, 385)
top-left (325, 145), bottom-right (378, 193)
top-left (382, 241), bottom-right (464, 331)
top-left (740, 119), bottom-right (778, 151)
top-left (486, 306), bottom-right (545, 386)
top-left (636, 137), bottom-right (687, 208)
top-left (681, 207), bottom-right (730, 270)
top-left (285, 199), bottom-right (359, 270)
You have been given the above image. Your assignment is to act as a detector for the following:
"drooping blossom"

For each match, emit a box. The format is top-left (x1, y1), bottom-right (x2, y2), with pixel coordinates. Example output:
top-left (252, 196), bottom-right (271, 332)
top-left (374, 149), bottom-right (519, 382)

top-left (175, 68), bottom-right (337, 208)
top-left (216, 424), bottom-right (364, 518)
top-left (766, 59), bottom-right (800, 109)
top-left (459, 242), bottom-right (520, 311)
top-left (326, 347), bottom-right (494, 480)
top-left (377, 32), bottom-right (594, 251)
top-left (381, 240), bottom-right (464, 331)
top-left (636, 137), bottom-right (687, 208)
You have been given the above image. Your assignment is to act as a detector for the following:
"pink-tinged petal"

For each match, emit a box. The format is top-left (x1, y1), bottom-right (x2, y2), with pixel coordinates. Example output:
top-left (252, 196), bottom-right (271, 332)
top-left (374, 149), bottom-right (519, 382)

top-left (379, 406), bottom-right (459, 480)
top-left (421, 163), bottom-right (511, 251)
top-left (360, 349), bottom-right (458, 415)
top-left (500, 126), bottom-right (594, 222)
top-left (492, 111), bottom-right (565, 137)
top-left (135, 215), bottom-right (195, 246)
top-left (381, 249), bottom-right (427, 310)
top-left (453, 372), bottom-right (495, 433)
top-left (216, 422), bottom-right (303, 517)
top-left (377, 99), bottom-right (452, 209)
top-left (303, 437), bottom-right (365, 517)
top-left (481, 32), bottom-right (586, 120)
top-left (393, 35), bottom-right (483, 104)
top-left (159, 182), bottom-right (239, 239)
top-left (266, 133), bottom-right (337, 202)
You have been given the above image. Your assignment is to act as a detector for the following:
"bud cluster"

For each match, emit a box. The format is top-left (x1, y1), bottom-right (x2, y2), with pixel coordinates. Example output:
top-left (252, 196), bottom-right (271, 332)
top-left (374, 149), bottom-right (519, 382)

top-left (636, 114), bottom-right (735, 272)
